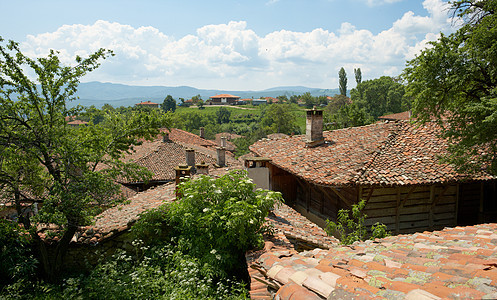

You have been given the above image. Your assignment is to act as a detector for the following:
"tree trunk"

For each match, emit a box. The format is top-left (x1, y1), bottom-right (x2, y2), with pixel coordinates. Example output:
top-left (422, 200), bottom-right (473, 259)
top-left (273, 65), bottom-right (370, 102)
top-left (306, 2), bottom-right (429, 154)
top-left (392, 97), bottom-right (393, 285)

top-left (35, 224), bottom-right (78, 282)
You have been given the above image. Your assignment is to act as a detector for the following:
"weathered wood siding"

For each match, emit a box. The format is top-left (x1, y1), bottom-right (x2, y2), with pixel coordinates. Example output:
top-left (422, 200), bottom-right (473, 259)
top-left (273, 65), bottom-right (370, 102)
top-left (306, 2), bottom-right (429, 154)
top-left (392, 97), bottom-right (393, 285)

top-left (362, 184), bottom-right (457, 234)
top-left (294, 178), bottom-right (356, 222)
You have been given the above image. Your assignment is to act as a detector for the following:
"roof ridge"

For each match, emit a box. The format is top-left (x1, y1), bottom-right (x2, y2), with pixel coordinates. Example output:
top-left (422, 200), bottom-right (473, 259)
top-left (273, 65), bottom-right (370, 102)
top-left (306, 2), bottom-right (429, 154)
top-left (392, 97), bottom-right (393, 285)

top-left (353, 121), bottom-right (403, 184)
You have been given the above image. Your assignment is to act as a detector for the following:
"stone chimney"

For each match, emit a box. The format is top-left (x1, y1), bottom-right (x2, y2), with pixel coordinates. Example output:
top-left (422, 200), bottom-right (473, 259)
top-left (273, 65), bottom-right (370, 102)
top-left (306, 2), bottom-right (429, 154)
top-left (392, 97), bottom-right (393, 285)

top-left (216, 147), bottom-right (226, 167)
top-left (162, 132), bottom-right (170, 142)
top-left (220, 136), bottom-right (227, 148)
top-left (174, 164), bottom-right (191, 198)
top-left (305, 108), bottom-right (324, 147)
top-left (199, 127), bottom-right (205, 139)
top-left (185, 149), bottom-right (196, 173)
top-left (196, 161), bottom-right (209, 175)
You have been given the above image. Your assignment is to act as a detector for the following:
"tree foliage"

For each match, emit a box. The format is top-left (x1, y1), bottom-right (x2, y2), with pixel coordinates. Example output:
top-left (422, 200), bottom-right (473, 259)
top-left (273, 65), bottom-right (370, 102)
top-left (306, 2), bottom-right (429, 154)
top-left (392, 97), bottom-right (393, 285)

top-left (354, 68), bottom-right (362, 85)
top-left (216, 107), bottom-right (231, 124)
top-left (138, 171), bottom-right (283, 277)
top-left (350, 76), bottom-right (409, 119)
top-left (261, 104), bottom-right (299, 134)
top-left (0, 38), bottom-right (170, 280)
top-left (339, 67), bottom-right (347, 96)
top-left (161, 94), bottom-right (176, 112)
top-left (403, 0), bottom-right (497, 174)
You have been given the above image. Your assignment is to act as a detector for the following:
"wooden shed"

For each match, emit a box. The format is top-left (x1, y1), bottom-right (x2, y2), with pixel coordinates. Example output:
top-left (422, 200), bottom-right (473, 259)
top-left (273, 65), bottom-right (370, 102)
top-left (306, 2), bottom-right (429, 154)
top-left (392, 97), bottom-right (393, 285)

top-left (250, 116), bottom-right (496, 234)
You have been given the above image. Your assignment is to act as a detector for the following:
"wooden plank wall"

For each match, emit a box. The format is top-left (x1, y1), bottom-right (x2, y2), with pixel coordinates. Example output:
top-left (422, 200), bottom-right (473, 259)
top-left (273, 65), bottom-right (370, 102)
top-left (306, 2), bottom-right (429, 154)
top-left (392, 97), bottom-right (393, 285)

top-left (457, 182), bottom-right (482, 225)
top-left (294, 178), bottom-right (356, 222)
top-left (362, 184), bottom-right (457, 234)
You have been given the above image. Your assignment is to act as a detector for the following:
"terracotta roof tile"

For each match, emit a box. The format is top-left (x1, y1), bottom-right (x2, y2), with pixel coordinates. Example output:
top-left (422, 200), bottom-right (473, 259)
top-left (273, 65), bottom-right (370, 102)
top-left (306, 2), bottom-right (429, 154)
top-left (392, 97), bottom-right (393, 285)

top-left (251, 223), bottom-right (497, 299)
top-left (378, 111), bottom-right (412, 121)
top-left (250, 121), bottom-right (494, 187)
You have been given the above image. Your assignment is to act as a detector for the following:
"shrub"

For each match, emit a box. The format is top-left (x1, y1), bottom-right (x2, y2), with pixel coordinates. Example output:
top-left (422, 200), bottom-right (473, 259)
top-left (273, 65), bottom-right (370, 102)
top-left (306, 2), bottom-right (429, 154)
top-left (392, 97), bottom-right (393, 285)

top-left (160, 170), bottom-right (282, 277)
top-left (325, 199), bottom-right (389, 245)
top-left (0, 220), bottom-right (38, 287)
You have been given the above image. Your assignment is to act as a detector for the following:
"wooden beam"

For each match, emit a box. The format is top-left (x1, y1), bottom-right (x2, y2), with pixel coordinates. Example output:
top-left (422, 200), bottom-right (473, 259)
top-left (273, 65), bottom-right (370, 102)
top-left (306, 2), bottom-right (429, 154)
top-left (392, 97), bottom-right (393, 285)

top-left (395, 187), bottom-right (401, 234)
top-left (330, 187), bottom-right (354, 208)
top-left (455, 183), bottom-right (460, 225)
top-left (365, 186), bottom-right (375, 203)
top-left (395, 186), bottom-right (416, 234)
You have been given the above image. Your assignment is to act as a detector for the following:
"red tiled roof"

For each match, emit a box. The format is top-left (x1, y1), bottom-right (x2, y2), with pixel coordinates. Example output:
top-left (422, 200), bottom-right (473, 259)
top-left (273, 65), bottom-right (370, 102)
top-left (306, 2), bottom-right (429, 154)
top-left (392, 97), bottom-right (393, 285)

top-left (250, 121), bottom-right (494, 187)
top-left (267, 133), bottom-right (289, 140)
top-left (209, 94), bottom-right (240, 99)
top-left (67, 120), bottom-right (88, 125)
top-left (166, 128), bottom-right (219, 150)
top-left (251, 223), bottom-right (497, 299)
top-left (118, 128), bottom-right (239, 183)
top-left (125, 141), bottom-right (218, 183)
top-left (135, 101), bottom-right (159, 105)
top-left (379, 111), bottom-right (411, 121)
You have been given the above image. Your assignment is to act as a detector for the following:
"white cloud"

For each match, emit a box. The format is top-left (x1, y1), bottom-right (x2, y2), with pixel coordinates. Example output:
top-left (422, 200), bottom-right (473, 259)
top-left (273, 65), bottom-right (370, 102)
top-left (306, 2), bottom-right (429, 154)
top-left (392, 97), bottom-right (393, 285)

top-left (20, 0), bottom-right (453, 90)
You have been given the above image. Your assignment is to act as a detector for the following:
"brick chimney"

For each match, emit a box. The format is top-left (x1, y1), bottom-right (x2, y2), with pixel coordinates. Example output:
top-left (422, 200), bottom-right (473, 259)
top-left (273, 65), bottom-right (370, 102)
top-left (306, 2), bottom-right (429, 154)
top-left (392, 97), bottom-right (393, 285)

top-left (305, 108), bottom-right (324, 147)
top-left (185, 148), bottom-right (196, 173)
top-left (199, 127), bottom-right (205, 139)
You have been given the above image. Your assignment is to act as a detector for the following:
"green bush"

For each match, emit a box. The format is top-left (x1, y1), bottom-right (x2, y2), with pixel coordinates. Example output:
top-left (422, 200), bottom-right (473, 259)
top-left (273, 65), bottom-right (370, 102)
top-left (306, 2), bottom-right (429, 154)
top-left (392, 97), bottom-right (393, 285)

top-left (325, 199), bottom-right (389, 245)
top-left (150, 170), bottom-right (282, 277)
top-left (0, 220), bottom-right (38, 287)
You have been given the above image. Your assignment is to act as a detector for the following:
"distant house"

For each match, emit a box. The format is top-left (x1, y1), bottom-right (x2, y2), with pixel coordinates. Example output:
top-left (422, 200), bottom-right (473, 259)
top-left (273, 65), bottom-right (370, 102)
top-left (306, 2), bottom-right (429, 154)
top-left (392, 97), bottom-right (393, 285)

top-left (252, 99), bottom-right (267, 106)
top-left (250, 109), bottom-right (497, 234)
top-left (135, 101), bottom-right (159, 108)
top-left (209, 94), bottom-right (240, 105)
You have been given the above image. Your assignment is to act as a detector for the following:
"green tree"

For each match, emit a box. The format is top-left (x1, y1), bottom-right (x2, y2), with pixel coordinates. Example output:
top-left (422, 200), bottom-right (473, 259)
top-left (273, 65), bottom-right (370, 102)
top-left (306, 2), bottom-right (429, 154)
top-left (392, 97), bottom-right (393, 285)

top-left (339, 67), bottom-right (347, 96)
top-left (161, 94), bottom-right (176, 112)
top-left (0, 38), bottom-right (170, 280)
top-left (326, 94), bottom-right (350, 114)
top-left (300, 92), bottom-right (315, 108)
top-left (191, 94), bottom-right (202, 105)
top-left (216, 107), bottom-right (231, 124)
top-left (350, 76), bottom-right (408, 119)
top-left (403, 0), bottom-right (497, 174)
top-left (354, 68), bottom-right (362, 85)
top-left (261, 104), bottom-right (299, 134)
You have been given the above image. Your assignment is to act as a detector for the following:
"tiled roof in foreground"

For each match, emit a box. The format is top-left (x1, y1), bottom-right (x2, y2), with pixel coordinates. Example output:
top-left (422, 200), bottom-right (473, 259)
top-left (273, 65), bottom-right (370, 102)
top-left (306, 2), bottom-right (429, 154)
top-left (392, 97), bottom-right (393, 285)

top-left (250, 121), bottom-right (493, 187)
top-left (252, 223), bottom-right (497, 299)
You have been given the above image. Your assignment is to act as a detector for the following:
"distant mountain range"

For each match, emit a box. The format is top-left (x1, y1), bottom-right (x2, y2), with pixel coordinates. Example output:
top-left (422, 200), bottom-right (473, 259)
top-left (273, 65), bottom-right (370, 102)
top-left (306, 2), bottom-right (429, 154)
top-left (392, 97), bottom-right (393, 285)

top-left (71, 82), bottom-right (340, 108)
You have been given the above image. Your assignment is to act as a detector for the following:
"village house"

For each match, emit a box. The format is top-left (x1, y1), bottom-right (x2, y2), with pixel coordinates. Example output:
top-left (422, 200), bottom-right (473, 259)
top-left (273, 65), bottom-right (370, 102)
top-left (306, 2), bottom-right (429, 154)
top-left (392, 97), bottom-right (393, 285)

top-left (135, 100), bottom-right (159, 108)
top-left (249, 109), bottom-right (497, 234)
top-left (117, 128), bottom-right (239, 191)
top-left (209, 93), bottom-right (240, 105)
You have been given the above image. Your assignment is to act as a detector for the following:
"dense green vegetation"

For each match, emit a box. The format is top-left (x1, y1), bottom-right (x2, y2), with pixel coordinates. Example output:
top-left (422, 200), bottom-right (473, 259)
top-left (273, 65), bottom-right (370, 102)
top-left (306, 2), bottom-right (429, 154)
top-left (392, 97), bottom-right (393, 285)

top-left (404, 0), bottom-right (497, 175)
top-left (1, 171), bottom-right (281, 299)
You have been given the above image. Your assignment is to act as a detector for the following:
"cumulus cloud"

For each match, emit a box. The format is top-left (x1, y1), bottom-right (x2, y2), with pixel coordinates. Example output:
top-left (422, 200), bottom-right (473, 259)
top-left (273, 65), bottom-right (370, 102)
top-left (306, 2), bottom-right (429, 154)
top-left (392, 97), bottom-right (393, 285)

top-left (20, 0), bottom-right (453, 90)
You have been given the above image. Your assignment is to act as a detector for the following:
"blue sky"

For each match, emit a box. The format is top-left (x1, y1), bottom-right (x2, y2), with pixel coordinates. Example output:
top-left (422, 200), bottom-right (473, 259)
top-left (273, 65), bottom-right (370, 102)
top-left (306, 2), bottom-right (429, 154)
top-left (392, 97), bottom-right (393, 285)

top-left (0, 0), bottom-right (456, 91)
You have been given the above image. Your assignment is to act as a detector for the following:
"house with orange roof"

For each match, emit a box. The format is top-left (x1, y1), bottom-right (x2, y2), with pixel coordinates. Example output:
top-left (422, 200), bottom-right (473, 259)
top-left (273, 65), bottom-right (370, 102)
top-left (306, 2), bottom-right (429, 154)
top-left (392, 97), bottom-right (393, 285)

top-left (250, 109), bottom-right (496, 234)
top-left (135, 100), bottom-right (159, 108)
top-left (209, 93), bottom-right (240, 105)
